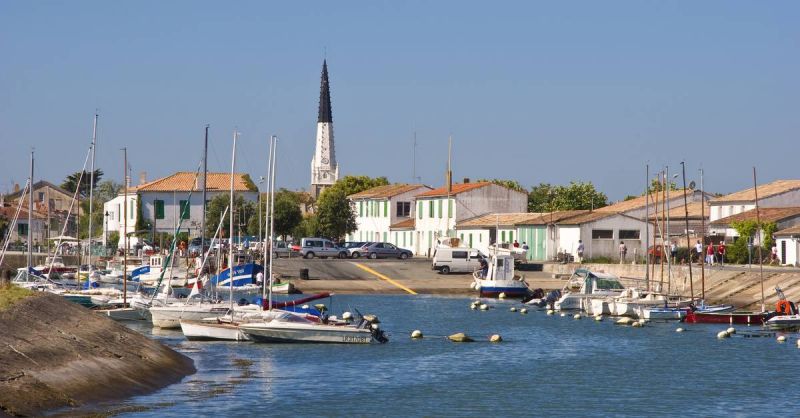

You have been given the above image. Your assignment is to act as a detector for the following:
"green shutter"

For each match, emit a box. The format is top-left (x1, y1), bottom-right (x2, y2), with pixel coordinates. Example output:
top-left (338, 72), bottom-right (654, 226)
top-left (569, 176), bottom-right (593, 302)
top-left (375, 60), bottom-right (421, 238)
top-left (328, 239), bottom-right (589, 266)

top-left (418, 201), bottom-right (423, 219)
top-left (448, 199), bottom-right (453, 218)
top-left (359, 201), bottom-right (363, 217)
top-left (384, 200), bottom-right (388, 217)
top-left (179, 200), bottom-right (190, 220)
top-left (509, 231), bottom-right (514, 243)
top-left (428, 201), bottom-right (433, 218)
top-left (383, 232), bottom-right (387, 242)
top-left (501, 231), bottom-right (506, 242)
top-left (18, 223), bottom-right (27, 236)
top-left (469, 233), bottom-right (473, 248)
top-left (155, 200), bottom-right (165, 220)
top-left (438, 200), bottom-right (443, 218)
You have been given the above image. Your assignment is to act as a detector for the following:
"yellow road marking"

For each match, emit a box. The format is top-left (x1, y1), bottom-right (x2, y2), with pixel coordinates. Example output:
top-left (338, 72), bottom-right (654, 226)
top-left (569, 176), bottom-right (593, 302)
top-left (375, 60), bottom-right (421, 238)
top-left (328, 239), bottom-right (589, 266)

top-left (351, 263), bottom-right (418, 295)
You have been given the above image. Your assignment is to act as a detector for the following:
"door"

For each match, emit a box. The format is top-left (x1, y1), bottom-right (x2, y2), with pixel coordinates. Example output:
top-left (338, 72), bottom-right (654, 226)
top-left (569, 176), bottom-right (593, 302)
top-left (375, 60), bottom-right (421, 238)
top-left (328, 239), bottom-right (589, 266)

top-left (385, 243), bottom-right (399, 257)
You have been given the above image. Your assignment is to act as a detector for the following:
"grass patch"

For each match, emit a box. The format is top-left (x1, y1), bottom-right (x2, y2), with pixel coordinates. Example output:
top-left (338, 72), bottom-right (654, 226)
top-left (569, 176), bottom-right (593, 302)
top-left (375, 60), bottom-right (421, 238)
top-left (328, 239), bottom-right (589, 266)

top-left (0, 283), bottom-right (34, 311)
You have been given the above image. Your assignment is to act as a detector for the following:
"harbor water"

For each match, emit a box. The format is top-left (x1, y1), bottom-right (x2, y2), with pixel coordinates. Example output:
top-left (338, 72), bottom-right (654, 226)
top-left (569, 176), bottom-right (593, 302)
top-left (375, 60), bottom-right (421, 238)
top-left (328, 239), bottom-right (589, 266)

top-left (109, 295), bottom-right (798, 417)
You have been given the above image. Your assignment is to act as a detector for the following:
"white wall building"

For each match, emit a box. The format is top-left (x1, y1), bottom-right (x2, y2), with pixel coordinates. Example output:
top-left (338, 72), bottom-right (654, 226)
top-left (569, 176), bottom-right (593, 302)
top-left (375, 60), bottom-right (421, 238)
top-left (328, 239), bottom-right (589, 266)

top-left (556, 211), bottom-right (652, 262)
top-left (347, 184), bottom-right (430, 248)
top-left (413, 182), bottom-right (527, 256)
top-left (709, 179), bottom-right (800, 222)
top-left (103, 172), bottom-right (258, 247)
top-left (775, 225), bottom-right (800, 266)
top-left (102, 192), bottom-right (138, 248)
top-left (708, 207), bottom-right (800, 244)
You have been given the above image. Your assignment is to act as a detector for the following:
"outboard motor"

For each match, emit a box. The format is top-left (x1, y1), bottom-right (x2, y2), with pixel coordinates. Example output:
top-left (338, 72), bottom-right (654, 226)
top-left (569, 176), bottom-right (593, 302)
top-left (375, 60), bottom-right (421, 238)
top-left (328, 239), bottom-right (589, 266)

top-left (545, 289), bottom-right (561, 309)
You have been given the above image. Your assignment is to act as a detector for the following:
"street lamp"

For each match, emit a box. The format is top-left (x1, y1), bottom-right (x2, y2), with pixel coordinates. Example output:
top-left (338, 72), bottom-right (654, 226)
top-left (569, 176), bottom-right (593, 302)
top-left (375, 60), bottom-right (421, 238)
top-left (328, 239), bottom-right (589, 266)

top-left (104, 211), bottom-right (109, 248)
top-left (258, 176), bottom-right (265, 250)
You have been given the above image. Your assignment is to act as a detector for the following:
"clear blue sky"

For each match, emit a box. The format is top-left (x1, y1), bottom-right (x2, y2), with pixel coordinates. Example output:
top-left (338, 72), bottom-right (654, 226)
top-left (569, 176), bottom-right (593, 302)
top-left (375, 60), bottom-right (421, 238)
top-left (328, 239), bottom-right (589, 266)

top-left (2, 1), bottom-right (798, 201)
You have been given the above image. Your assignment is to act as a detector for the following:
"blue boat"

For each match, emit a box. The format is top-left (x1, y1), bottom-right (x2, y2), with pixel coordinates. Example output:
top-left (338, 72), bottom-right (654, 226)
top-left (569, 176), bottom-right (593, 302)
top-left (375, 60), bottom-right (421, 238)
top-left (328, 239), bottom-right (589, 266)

top-left (210, 262), bottom-right (264, 287)
top-left (472, 254), bottom-right (531, 298)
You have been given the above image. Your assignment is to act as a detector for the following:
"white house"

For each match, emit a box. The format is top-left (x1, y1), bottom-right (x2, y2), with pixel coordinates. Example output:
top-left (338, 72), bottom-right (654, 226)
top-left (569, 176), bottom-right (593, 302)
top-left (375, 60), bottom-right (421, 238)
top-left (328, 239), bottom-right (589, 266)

top-left (775, 225), bottom-right (800, 266)
top-left (389, 218), bottom-right (416, 253)
top-left (102, 192), bottom-right (138, 248)
top-left (708, 207), bottom-right (800, 244)
top-left (348, 184), bottom-right (430, 245)
top-left (601, 189), bottom-right (710, 220)
top-left (413, 182), bottom-right (527, 256)
top-left (103, 172), bottom-right (258, 247)
top-left (709, 179), bottom-right (800, 222)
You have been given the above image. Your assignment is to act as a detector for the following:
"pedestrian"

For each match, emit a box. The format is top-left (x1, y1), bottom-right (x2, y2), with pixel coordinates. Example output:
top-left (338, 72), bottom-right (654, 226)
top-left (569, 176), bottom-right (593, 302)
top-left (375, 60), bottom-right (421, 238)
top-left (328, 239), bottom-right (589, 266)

top-left (717, 242), bottom-right (726, 266)
top-left (513, 240), bottom-right (519, 248)
top-left (670, 241), bottom-right (678, 265)
top-left (619, 241), bottom-right (627, 264)
top-left (522, 241), bottom-right (529, 251)
top-left (256, 271), bottom-right (264, 285)
top-left (695, 240), bottom-right (703, 264)
top-left (577, 240), bottom-right (585, 264)
top-left (706, 243), bottom-right (715, 266)
top-left (771, 244), bottom-right (779, 265)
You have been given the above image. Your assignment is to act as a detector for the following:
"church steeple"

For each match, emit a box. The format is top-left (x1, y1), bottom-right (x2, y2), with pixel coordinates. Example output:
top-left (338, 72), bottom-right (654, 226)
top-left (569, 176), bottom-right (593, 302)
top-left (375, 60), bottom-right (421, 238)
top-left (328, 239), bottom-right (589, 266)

top-left (318, 60), bottom-right (332, 123)
top-left (310, 59), bottom-right (338, 199)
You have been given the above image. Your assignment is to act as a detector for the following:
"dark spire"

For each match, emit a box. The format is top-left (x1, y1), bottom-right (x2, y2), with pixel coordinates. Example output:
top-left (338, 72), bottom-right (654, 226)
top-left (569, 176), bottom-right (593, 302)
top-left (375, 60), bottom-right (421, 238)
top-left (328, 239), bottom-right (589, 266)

top-left (317, 60), bottom-right (332, 123)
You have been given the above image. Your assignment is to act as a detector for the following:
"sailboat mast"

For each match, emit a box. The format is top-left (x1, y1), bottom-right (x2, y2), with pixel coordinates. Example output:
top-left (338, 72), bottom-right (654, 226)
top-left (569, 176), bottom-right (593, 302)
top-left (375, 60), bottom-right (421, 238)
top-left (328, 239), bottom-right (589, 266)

top-left (122, 147), bottom-right (128, 304)
top-left (229, 131), bottom-right (237, 313)
top-left (699, 168), bottom-right (705, 301)
top-left (753, 167), bottom-right (765, 312)
top-left (666, 166), bottom-right (672, 295)
top-left (644, 164), bottom-right (649, 290)
top-left (27, 150), bottom-right (34, 271)
top-left (262, 136), bottom-right (274, 303)
top-left (681, 162), bottom-right (694, 301)
top-left (268, 136), bottom-right (277, 310)
top-left (88, 113), bottom-right (98, 270)
top-left (201, 125), bottom-right (209, 254)
top-left (660, 170), bottom-right (666, 292)
top-left (446, 135), bottom-right (452, 238)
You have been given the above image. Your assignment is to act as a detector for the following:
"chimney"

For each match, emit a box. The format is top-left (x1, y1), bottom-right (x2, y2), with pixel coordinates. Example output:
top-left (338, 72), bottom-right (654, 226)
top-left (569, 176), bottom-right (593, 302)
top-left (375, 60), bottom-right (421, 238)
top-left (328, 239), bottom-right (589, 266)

top-left (463, 178), bottom-right (470, 184)
top-left (139, 171), bottom-right (147, 185)
top-left (13, 183), bottom-right (20, 193)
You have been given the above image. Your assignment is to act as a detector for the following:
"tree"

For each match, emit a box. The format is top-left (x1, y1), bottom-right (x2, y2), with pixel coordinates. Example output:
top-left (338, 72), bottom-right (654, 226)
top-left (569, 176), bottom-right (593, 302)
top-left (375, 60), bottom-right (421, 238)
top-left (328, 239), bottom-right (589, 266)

top-left (329, 175), bottom-right (389, 197)
top-left (247, 189), bottom-right (303, 239)
top-left (205, 194), bottom-right (255, 238)
top-left (316, 188), bottom-right (357, 239)
top-left (477, 179), bottom-right (526, 193)
top-left (95, 180), bottom-right (122, 202)
top-left (726, 220), bottom-right (777, 264)
top-left (292, 215), bottom-right (321, 240)
top-left (0, 212), bottom-right (8, 240)
top-left (61, 169), bottom-right (103, 198)
top-left (647, 178), bottom-right (679, 194)
top-left (528, 182), bottom-right (608, 212)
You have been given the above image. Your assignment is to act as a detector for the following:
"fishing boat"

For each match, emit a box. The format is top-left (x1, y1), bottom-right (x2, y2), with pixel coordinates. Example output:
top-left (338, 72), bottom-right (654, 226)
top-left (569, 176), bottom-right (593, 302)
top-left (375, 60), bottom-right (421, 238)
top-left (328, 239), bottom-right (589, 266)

top-left (554, 269), bottom-right (625, 311)
top-left (239, 311), bottom-right (387, 344)
top-left (683, 309), bottom-right (770, 325)
top-left (472, 254), bottom-right (530, 298)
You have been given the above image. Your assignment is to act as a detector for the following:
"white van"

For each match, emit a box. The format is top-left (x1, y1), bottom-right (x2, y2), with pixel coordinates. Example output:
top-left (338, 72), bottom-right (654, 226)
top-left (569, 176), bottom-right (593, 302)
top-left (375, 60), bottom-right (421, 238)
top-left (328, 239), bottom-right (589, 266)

top-left (432, 247), bottom-right (484, 274)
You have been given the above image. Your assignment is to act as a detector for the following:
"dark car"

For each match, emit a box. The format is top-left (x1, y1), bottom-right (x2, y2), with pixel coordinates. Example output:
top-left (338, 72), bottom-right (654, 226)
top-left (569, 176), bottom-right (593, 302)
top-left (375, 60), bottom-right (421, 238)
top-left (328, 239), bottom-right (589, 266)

top-left (362, 242), bottom-right (413, 260)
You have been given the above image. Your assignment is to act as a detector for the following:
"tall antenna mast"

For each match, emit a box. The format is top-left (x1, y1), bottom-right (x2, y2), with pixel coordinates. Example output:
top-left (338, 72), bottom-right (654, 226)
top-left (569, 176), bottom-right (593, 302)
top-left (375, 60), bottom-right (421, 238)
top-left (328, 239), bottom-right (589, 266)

top-left (27, 150), bottom-right (34, 271)
top-left (201, 125), bottom-right (209, 254)
top-left (753, 167), bottom-right (765, 312)
top-left (122, 147), bottom-right (128, 305)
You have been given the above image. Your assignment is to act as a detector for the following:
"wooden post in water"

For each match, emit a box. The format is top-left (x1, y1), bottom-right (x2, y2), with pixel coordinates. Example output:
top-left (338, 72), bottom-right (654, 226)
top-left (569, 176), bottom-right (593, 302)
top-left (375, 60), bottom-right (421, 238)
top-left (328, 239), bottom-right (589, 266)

top-left (753, 167), bottom-right (765, 313)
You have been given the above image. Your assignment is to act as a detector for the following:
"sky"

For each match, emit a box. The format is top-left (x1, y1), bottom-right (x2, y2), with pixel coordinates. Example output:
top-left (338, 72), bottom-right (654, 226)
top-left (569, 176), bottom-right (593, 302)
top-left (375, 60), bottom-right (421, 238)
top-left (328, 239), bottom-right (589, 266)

top-left (1, 1), bottom-right (798, 201)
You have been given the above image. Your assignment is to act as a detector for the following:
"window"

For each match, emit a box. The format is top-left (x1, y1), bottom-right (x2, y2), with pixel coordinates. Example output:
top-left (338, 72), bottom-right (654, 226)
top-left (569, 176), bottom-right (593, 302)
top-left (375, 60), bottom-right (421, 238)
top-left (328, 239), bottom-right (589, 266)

top-left (386, 243), bottom-right (396, 250)
top-left (179, 200), bottom-right (190, 220)
top-left (130, 200), bottom-right (135, 220)
top-left (359, 201), bottom-right (363, 217)
top-left (438, 200), bottom-right (443, 218)
top-left (383, 201), bottom-right (388, 217)
top-left (501, 231), bottom-right (506, 242)
top-left (18, 223), bottom-right (28, 236)
top-left (592, 229), bottom-right (613, 239)
top-left (619, 230), bottom-right (640, 239)
top-left (38, 192), bottom-right (44, 202)
top-left (418, 201), bottom-right (423, 219)
top-left (452, 251), bottom-right (468, 259)
top-left (154, 200), bottom-right (165, 220)
top-left (397, 201), bottom-right (411, 217)
top-left (448, 199), bottom-right (453, 218)
top-left (383, 232), bottom-right (387, 242)
top-left (429, 201), bottom-right (434, 218)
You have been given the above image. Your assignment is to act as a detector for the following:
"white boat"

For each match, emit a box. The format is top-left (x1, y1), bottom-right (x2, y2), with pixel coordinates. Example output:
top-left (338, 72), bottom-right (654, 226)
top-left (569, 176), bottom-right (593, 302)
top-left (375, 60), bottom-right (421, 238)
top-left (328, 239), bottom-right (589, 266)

top-left (639, 306), bottom-right (688, 320)
top-left (472, 254), bottom-right (530, 298)
top-left (608, 289), bottom-right (668, 317)
top-left (96, 307), bottom-right (150, 321)
top-left (554, 269), bottom-right (625, 312)
top-left (239, 311), bottom-right (386, 344)
top-left (180, 317), bottom-right (249, 341)
top-left (149, 302), bottom-right (262, 329)
top-left (766, 314), bottom-right (800, 330)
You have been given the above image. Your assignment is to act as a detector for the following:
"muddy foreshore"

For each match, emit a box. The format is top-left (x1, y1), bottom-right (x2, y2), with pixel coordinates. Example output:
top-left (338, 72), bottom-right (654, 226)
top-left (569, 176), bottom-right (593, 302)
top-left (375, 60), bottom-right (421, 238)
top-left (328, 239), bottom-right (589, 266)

top-left (0, 292), bottom-right (195, 417)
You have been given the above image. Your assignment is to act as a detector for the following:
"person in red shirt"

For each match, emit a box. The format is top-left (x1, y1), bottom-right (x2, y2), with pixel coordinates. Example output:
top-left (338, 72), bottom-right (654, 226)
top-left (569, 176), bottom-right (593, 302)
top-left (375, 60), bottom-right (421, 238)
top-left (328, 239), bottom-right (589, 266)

top-left (717, 242), bottom-right (726, 267)
top-left (706, 243), bottom-right (715, 266)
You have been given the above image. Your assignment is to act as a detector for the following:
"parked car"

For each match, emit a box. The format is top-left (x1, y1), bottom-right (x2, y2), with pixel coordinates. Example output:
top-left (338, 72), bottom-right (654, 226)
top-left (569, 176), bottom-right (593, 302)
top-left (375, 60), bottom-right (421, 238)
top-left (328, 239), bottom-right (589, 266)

top-left (344, 241), bottom-right (370, 258)
top-left (300, 237), bottom-right (349, 259)
top-left (362, 242), bottom-right (413, 259)
top-left (270, 241), bottom-right (291, 258)
top-left (432, 247), bottom-right (484, 274)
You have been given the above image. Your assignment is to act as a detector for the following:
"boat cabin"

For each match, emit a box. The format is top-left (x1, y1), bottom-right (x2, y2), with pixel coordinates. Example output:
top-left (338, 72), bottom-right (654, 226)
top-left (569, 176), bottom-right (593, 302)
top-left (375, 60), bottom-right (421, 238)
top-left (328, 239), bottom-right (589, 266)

top-left (565, 269), bottom-right (624, 295)
top-left (484, 254), bottom-right (516, 281)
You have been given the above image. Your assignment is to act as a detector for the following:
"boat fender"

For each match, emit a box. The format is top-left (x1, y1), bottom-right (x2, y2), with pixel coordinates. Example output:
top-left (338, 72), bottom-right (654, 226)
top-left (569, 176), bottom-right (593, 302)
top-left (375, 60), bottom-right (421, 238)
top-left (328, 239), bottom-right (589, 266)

top-left (560, 313), bottom-right (567, 317)
top-left (573, 314), bottom-right (581, 320)
top-left (342, 311), bottom-right (353, 321)
top-left (498, 292), bottom-right (506, 299)
top-left (546, 310), bottom-right (555, 315)
top-left (675, 327), bottom-right (684, 333)
top-left (594, 315), bottom-right (603, 322)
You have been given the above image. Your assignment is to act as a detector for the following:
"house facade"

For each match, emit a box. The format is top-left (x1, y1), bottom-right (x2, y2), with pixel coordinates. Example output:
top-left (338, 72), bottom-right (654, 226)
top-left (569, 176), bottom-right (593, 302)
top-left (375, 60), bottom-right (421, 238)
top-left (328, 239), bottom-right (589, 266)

top-left (4, 180), bottom-right (80, 238)
top-left (555, 211), bottom-right (651, 261)
top-left (347, 184), bottom-right (430, 245)
top-left (414, 182), bottom-right (527, 256)
top-left (709, 179), bottom-right (800, 222)
top-left (775, 225), bottom-right (800, 266)
top-left (708, 207), bottom-right (800, 244)
top-left (0, 206), bottom-right (47, 247)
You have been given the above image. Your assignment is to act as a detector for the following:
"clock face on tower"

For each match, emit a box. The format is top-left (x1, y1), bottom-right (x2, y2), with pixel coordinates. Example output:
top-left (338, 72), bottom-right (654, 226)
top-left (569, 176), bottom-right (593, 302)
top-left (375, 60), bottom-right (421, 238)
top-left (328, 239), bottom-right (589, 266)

top-left (321, 157), bottom-right (329, 164)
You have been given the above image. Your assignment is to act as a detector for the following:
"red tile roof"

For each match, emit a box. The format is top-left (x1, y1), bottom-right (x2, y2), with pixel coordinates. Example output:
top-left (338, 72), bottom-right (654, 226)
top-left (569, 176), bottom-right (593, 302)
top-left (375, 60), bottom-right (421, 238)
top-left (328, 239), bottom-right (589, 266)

top-left (132, 172), bottom-right (256, 193)
top-left (349, 184), bottom-right (429, 199)
top-left (709, 207), bottom-right (800, 226)
top-left (711, 180), bottom-right (800, 203)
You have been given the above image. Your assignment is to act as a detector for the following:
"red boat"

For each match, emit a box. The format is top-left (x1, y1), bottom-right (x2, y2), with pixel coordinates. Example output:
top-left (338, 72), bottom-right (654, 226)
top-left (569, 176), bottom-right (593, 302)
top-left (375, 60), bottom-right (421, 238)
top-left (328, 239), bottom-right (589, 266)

top-left (684, 310), bottom-right (771, 325)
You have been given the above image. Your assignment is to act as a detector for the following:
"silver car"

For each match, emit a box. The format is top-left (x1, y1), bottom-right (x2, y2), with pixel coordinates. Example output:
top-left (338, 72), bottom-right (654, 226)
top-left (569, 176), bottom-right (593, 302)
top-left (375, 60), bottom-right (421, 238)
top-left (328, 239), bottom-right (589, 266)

top-left (300, 237), bottom-right (349, 259)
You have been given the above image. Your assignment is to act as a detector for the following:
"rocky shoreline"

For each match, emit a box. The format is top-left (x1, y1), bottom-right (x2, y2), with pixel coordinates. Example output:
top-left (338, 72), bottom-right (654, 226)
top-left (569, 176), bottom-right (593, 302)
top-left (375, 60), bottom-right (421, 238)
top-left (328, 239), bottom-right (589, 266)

top-left (0, 292), bottom-right (195, 417)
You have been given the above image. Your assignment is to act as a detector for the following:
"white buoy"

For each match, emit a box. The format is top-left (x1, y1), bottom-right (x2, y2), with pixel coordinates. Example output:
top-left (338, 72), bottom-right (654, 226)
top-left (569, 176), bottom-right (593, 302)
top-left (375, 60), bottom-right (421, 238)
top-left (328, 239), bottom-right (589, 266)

top-left (546, 310), bottom-right (555, 315)
top-left (498, 292), bottom-right (506, 299)
top-left (489, 334), bottom-right (502, 343)
top-left (470, 304), bottom-right (478, 310)
top-left (726, 327), bottom-right (735, 334)
top-left (717, 331), bottom-right (730, 339)
top-left (777, 335), bottom-right (787, 343)
top-left (480, 304), bottom-right (489, 311)
top-left (631, 321), bottom-right (642, 328)
top-left (510, 307), bottom-right (517, 312)
top-left (520, 308), bottom-right (528, 314)
top-left (411, 330), bottom-right (423, 339)
top-left (616, 317), bottom-right (634, 325)
top-left (796, 339), bottom-right (800, 348)
top-left (675, 327), bottom-right (685, 333)
top-left (573, 314), bottom-right (581, 320)
top-left (637, 319), bottom-right (646, 326)
top-left (342, 311), bottom-right (353, 320)
top-left (560, 313), bottom-right (567, 317)
top-left (594, 315), bottom-right (603, 322)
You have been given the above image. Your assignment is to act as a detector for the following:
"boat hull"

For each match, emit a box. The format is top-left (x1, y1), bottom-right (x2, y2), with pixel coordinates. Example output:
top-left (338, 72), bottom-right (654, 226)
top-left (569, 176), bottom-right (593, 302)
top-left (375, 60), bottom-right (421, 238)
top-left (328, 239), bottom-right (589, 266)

top-left (95, 307), bottom-right (150, 321)
top-left (684, 311), bottom-right (769, 325)
top-left (149, 305), bottom-right (233, 329)
top-left (240, 323), bottom-right (374, 344)
top-left (180, 320), bottom-right (249, 341)
top-left (765, 314), bottom-right (800, 330)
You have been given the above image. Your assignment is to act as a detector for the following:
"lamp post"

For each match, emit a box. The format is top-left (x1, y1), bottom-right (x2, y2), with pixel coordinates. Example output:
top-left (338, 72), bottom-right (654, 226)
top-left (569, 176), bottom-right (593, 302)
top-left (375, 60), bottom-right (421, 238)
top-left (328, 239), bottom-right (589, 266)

top-left (104, 211), bottom-right (109, 248)
top-left (258, 176), bottom-right (265, 251)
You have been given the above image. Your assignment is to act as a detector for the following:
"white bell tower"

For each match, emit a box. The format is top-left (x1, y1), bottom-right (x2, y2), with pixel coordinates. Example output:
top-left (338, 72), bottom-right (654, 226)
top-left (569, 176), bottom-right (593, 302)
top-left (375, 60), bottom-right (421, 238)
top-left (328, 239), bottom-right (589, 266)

top-left (311, 59), bottom-right (339, 198)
